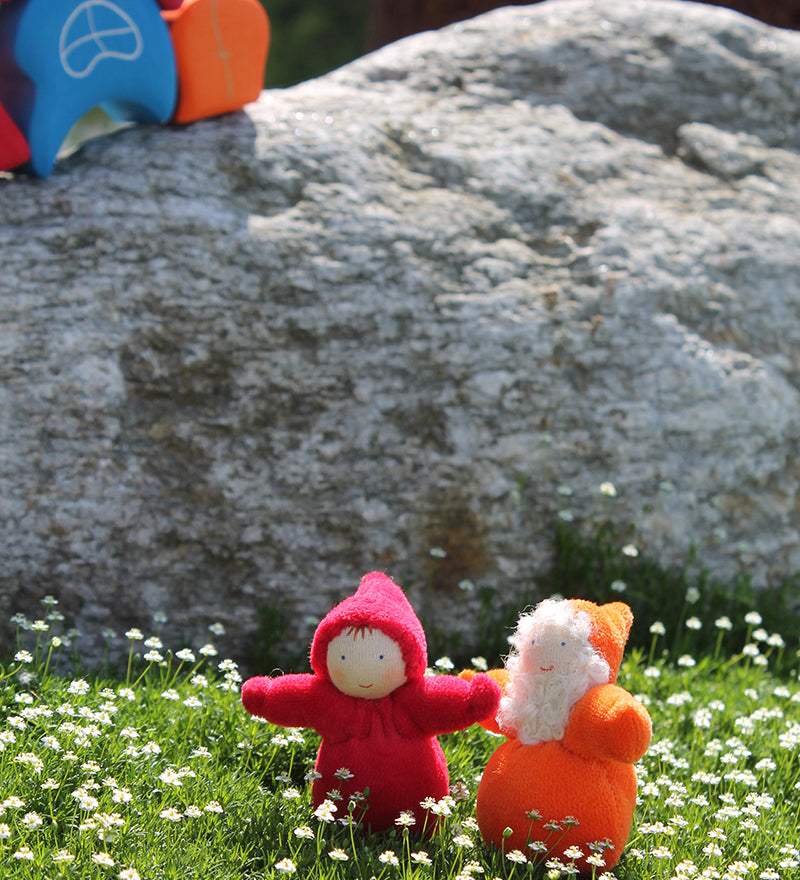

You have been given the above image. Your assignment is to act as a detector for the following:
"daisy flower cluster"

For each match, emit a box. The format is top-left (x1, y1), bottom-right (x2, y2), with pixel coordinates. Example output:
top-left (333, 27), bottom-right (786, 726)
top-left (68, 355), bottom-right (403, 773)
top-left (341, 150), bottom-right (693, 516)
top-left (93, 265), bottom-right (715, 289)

top-left (624, 614), bottom-right (799, 880)
top-left (0, 598), bottom-right (250, 878)
top-left (2, 590), bottom-right (798, 880)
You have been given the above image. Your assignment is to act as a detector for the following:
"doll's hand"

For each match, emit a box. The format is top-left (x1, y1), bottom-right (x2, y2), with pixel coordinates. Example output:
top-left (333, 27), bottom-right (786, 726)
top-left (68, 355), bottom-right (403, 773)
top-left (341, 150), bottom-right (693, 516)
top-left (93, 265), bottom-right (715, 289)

top-left (241, 673), bottom-right (325, 729)
top-left (241, 676), bottom-right (273, 717)
top-left (562, 684), bottom-right (652, 763)
top-left (467, 672), bottom-right (502, 724)
top-left (460, 667), bottom-right (510, 692)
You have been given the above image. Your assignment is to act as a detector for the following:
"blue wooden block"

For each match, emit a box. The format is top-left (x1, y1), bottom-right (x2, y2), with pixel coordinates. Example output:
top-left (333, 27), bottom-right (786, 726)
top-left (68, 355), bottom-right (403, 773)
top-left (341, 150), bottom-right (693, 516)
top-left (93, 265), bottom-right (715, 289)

top-left (0, 0), bottom-right (177, 176)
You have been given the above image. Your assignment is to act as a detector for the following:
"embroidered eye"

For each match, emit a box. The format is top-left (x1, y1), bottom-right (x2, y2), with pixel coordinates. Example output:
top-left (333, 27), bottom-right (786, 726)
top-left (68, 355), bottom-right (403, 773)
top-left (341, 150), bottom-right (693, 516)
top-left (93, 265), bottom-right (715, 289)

top-left (379, 654), bottom-right (384, 660)
top-left (340, 655), bottom-right (346, 661)
top-left (530, 639), bottom-right (535, 646)
top-left (561, 641), bottom-right (566, 647)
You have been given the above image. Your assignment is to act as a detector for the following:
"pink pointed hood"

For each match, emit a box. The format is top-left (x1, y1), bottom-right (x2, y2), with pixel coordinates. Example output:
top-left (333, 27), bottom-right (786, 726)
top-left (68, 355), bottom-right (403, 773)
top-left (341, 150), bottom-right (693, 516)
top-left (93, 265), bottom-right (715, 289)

top-left (309, 572), bottom-right (428, 682)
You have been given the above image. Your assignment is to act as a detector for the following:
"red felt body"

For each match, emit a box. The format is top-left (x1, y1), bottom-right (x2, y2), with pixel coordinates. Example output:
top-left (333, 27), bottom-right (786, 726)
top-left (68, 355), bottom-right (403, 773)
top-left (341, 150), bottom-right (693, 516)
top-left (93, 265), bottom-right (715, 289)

top-left (243, 672), bottom-right (498, 830)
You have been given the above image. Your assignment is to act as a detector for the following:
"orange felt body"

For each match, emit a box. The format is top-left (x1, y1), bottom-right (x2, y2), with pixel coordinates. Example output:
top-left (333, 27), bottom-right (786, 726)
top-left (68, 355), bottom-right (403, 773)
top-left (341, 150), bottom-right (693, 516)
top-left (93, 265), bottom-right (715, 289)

top-left (476, 684), bottom-right (651, 870)
top-left (163, 0), bottom-right (269, 124)
top-left (476, 736), bottom-right (638, 866)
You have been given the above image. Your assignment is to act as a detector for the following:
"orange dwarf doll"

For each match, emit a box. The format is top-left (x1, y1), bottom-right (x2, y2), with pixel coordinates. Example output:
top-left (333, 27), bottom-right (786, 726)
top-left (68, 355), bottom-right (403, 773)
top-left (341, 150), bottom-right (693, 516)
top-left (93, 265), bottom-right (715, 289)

top-left (463, 598), bottom-right (652, 872)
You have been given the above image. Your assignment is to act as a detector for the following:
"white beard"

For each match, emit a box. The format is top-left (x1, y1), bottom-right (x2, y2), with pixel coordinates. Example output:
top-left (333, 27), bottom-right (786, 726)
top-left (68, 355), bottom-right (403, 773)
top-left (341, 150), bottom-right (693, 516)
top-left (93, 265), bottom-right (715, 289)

top-left (498, 664), bottom-right (601, 744)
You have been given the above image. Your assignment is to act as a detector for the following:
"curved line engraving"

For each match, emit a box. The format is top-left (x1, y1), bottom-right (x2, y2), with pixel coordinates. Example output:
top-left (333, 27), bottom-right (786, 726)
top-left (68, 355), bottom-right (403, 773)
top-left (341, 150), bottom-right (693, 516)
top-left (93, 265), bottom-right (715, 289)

top-left (59, 0), bottom-right (144, 79)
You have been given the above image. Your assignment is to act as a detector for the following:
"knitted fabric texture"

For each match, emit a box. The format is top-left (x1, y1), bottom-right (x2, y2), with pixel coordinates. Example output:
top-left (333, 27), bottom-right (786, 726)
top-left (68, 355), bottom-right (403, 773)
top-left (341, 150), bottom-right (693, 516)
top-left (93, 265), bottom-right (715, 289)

top-left (465, 598), bottom-right (652, 871)
top-left (566, 598), bottom-right (632, 680)
top-left (242, 571), bottom-right (500, 833)
top-left (309, 571), bottom-right (428, 682)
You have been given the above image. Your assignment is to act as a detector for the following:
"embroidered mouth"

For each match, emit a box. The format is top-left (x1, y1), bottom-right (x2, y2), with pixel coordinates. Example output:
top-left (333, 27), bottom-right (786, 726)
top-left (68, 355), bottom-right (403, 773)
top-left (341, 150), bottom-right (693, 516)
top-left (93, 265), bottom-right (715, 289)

top-left (358, 683), bottom-right (374, 689)
top-left (539, 665), bottom-right (554, 672)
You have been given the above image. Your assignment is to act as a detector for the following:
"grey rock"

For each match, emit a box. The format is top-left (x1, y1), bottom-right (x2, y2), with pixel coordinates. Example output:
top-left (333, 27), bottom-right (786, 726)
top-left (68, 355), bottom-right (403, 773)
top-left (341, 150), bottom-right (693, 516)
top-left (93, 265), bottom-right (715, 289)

top-left (2, 0), bottom-right (800, 666)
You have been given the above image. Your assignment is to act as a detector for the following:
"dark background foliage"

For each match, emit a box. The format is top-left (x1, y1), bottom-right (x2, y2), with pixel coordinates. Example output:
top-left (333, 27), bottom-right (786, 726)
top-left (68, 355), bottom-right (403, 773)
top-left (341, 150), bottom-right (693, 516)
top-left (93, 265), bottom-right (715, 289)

top-left (260, 0), bottom-right (800, 88)
top-left (261, 0), bottom-right (367, 88)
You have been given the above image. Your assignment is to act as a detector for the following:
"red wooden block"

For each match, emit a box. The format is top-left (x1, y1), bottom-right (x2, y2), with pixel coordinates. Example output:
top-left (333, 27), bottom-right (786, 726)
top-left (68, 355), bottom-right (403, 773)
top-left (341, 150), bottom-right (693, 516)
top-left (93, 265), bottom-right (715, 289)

top-left (0, 99), bottom-right (29, 171)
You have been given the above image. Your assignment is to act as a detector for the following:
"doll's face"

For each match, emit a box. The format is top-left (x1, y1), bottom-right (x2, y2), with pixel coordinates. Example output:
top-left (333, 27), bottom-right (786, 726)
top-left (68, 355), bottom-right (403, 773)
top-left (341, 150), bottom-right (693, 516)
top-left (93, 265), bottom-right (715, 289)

top-left (522, 617), bottom-right (591, 678)
top-left (326, 627), bottom-right (406, 699)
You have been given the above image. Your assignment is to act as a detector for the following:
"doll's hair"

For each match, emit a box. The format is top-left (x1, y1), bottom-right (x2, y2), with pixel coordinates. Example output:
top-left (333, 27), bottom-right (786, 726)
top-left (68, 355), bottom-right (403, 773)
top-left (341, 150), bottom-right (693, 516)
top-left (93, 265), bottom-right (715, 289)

top-left (343, 624), bottom-right (374, 639)
top-left (498, 598), bottom-right (611, 744)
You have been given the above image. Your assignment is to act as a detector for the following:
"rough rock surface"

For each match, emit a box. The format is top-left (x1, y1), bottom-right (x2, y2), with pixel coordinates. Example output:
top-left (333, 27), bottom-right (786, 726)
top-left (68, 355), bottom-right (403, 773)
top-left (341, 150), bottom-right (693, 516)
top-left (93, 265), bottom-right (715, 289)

top-left (2, 0), bottom-right (800, 666)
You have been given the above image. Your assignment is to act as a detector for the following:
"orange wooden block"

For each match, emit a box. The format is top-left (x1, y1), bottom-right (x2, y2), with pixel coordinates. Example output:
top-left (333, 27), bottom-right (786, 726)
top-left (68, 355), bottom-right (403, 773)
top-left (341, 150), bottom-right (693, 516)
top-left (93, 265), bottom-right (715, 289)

top-left (163, 0), bottom-right (269, 124)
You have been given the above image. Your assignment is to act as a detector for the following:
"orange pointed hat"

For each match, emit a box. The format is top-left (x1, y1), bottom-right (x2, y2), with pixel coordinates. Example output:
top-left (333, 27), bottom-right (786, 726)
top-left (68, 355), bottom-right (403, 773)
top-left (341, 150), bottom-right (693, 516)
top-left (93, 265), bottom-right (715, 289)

top-left (566, 599), bottom-right (633, 682)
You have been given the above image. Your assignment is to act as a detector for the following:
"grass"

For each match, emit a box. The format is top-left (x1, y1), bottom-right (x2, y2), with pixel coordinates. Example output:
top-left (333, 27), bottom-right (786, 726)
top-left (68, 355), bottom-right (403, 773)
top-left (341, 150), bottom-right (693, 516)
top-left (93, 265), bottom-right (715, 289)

top-left (2, 551), bottom-right (799, 879)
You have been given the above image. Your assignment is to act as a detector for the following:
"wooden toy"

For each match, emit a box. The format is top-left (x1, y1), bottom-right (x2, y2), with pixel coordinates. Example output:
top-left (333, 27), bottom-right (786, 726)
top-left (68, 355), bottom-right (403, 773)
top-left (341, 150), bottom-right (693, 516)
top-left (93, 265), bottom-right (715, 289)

top-left (0, 0), bottom-right (177, 176)
top-left (0, 98), bottom-right (29, 170)
top-left (162, 0), bottom-right (269, 124)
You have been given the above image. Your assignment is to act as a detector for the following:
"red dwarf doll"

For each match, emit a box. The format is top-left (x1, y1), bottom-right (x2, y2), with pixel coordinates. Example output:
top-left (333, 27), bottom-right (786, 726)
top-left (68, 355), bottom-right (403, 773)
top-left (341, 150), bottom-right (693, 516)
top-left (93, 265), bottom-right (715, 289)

top-left (242, 571), bottom-right (500, 832)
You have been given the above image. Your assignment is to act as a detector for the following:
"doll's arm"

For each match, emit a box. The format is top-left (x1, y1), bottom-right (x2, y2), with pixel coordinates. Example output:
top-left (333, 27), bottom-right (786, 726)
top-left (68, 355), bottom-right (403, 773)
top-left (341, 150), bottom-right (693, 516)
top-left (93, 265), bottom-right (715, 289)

top-left (458, 668), bottom-right (509, 735)
top-left (241, 674), bottom-right (326, 730)
top-left (561, 684), bottom-right (652, 764)
top-left (399, 673), bottom-right (501, 736)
